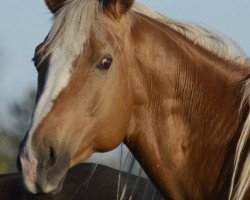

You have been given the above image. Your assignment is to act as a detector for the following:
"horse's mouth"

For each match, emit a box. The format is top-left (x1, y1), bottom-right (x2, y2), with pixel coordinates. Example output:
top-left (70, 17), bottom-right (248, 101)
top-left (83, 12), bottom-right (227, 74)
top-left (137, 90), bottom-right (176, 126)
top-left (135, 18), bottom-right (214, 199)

top-left (53, 173), bottom-right (66, 194)
top-left (42, 173), bottom-right (66, 195)
top-left (22, 171), bottom-right (67, 196)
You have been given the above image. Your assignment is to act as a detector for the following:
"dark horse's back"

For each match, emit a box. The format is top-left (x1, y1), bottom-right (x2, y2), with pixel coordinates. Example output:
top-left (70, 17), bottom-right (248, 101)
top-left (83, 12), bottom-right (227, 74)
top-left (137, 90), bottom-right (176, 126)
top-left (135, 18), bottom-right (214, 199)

top-left (0, 173), bottom-right (23, 200)
top-left (0, 163), bottom-right (162, 200)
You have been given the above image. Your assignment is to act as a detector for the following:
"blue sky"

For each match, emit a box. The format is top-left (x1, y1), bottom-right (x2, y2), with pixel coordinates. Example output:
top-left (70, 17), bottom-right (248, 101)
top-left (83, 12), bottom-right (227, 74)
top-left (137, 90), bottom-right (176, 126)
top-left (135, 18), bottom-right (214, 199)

top-left (0, 0), bottom-right (250, 127)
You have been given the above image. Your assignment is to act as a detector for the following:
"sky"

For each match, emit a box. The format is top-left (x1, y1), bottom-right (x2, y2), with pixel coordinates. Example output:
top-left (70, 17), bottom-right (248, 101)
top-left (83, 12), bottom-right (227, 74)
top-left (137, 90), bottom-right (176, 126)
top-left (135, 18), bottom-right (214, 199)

top-left (0, 0), bottom-right (250, 127)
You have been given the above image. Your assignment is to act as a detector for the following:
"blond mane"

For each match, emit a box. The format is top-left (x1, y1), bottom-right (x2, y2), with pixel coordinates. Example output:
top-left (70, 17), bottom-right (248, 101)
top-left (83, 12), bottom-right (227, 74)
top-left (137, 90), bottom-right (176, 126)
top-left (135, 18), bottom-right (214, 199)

top-left (45, 1), bottom-right (247, 66)
top-left (132, 3), bottom-right (247, 65)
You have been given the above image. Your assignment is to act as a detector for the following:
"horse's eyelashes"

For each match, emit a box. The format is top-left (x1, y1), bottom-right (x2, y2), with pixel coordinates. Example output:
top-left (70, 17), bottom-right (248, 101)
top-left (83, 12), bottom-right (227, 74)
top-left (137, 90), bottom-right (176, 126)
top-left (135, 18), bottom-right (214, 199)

top-left (96, 56), bottom-right (113, 70)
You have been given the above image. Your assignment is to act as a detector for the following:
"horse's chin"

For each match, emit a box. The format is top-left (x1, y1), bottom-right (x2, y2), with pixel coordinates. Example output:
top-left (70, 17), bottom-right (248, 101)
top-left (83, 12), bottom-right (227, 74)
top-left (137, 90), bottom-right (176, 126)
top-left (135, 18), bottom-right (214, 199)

top-left (44, 174), bottom-right (66, 195)
top-left (22, 172), bottom-right (67, 195)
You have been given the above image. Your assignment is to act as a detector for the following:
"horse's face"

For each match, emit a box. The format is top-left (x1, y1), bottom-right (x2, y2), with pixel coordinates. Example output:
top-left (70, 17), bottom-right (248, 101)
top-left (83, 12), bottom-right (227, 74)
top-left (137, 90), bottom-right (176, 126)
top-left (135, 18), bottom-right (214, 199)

top-left (18, 0), bottom-right (135, 194)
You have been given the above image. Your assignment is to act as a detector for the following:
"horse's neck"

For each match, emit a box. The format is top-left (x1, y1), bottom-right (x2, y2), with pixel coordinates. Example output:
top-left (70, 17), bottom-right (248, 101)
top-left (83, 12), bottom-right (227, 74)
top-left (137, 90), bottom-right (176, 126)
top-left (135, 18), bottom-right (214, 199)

top-left (126, 13), bottom-right (250, 199)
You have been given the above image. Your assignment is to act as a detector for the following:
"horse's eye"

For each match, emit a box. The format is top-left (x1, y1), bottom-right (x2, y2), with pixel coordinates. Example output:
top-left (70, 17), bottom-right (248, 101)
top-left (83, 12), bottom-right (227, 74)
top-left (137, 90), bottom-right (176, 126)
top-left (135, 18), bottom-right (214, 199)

top-left (97, 56), bottom-right (112, 70)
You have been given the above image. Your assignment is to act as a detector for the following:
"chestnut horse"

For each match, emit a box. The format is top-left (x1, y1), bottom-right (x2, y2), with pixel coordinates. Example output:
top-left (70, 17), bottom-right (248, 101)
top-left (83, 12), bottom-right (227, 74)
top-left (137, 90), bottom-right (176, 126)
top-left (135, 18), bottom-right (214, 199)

top-left (18, 0), bottom-right (250, 199)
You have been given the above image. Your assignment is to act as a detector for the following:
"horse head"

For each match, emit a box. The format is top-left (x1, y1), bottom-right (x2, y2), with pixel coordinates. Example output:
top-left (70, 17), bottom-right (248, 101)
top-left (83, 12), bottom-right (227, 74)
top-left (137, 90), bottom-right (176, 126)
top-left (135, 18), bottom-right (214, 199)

top-left (18, 0), bottom-right (137, 194)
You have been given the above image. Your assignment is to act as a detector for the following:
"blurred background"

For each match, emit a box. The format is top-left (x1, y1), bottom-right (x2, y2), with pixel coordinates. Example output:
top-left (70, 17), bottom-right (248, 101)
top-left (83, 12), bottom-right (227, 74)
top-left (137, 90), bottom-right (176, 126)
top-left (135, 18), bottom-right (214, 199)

top-left (0, 0), bottom-right (250, 174)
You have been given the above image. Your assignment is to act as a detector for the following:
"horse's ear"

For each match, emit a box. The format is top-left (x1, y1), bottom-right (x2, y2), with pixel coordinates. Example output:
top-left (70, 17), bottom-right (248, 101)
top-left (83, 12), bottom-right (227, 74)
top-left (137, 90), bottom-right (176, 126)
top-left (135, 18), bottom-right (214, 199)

top-left (103, 0), bottom-right (135, 19)
top-left (45, 0), bottom-right (66, 14)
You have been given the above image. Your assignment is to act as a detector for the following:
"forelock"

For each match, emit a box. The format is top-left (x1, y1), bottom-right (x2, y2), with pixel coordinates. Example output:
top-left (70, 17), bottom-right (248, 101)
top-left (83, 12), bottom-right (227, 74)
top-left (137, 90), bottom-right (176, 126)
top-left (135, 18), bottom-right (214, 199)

top-left (44, 0), bottom-right (101, 60)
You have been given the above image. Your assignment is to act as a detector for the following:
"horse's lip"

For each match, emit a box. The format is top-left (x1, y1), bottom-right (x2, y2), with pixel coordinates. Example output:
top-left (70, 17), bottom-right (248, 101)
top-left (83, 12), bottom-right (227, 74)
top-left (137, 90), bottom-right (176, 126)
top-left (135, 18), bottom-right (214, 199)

top-left (42, 173), bottom-right (66, 195)
top-left (56, 173), bottom-right (66, 193)
top-left (25, 173), bottom-right (67, 196)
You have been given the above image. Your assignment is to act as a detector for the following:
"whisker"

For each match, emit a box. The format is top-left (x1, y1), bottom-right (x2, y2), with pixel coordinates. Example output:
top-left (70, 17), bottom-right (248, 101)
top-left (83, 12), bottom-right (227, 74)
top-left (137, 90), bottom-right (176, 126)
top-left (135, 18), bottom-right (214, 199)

top-left (67, 163), bottom-right (98, 200)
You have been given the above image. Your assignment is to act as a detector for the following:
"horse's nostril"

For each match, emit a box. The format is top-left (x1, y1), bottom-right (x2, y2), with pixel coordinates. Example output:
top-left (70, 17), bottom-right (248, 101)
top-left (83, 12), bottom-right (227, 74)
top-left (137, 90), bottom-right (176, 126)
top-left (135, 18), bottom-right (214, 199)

top-left (49, 146), bottom-right (56, 166)
top-left (44, 146), bottom-right (57, 168)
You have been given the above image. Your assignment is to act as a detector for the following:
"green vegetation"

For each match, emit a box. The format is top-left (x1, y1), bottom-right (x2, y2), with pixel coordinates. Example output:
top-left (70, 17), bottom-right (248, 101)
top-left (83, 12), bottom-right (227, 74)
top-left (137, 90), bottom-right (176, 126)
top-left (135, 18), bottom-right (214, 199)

top-left (0, 90), bottom-right (36, 174)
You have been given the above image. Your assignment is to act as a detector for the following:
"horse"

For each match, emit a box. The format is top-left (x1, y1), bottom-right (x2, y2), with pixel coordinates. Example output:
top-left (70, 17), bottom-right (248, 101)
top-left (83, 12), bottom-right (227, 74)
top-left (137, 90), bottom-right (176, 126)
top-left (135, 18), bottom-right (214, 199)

top-left (17, 0), bottom-right (250, 199)
top-left (0, 163), bottom-right (162, 200)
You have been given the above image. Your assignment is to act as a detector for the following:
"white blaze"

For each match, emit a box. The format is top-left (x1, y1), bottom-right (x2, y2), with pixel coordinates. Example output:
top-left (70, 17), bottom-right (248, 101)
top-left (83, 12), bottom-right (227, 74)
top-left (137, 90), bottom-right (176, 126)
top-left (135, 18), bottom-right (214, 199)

top-left (22, 0), bottom-right (100, 193)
